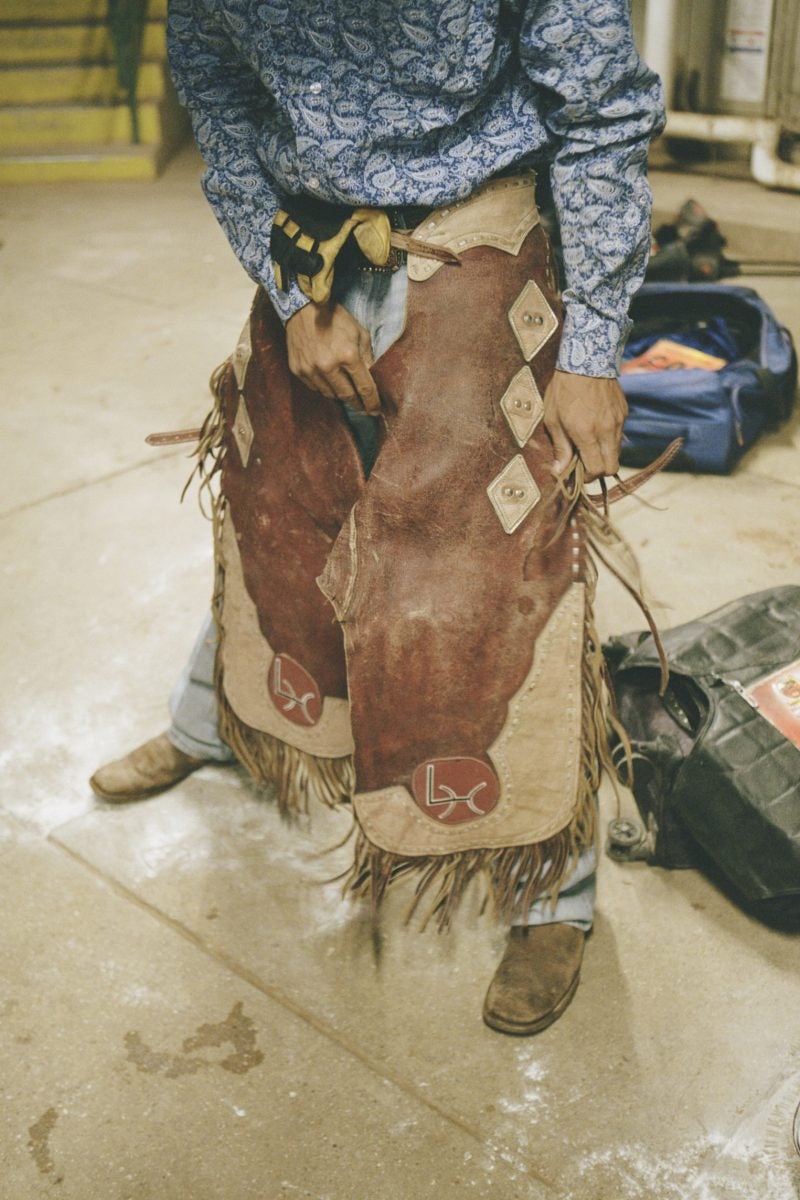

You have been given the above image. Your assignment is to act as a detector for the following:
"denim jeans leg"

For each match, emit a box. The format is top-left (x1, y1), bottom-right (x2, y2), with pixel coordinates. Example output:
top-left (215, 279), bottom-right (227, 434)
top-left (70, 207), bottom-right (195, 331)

top-left (336, 265), bottom-right (408, 478)
top-left (512, 846), bottom-right (597, 932)
top-left (168, 613), bottom-right (234, 762)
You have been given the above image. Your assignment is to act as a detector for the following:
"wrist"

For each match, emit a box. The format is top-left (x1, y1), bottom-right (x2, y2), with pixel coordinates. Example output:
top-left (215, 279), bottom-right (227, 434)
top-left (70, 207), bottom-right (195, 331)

top-left (557, 302), bottom-right (630, 378)
top-left (286, 299), bottom-right (332, 328)
top-left (553, 368), bottom-right (619, 383)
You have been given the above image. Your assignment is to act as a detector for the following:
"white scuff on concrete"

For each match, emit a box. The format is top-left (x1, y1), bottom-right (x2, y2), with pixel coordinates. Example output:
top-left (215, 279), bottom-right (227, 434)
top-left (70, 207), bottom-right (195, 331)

top-left (562, 1111), bottom-right (800, 1200)
top-left (498, 1057), bottom-right (548, 1119)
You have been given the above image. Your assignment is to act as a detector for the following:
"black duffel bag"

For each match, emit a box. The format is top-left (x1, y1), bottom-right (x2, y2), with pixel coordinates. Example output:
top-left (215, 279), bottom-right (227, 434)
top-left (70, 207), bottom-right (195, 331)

top-left (603, 586), bottom-right (800, 924)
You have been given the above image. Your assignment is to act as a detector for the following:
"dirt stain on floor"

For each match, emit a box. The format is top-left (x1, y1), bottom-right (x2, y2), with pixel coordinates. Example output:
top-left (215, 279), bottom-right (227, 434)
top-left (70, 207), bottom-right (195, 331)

top-left (737, 527), bottom-right (800, 567)
top-left (28, 1106), bottom-right (63, 1182)
top-left (124, 1001), bottom-right (264, 1080)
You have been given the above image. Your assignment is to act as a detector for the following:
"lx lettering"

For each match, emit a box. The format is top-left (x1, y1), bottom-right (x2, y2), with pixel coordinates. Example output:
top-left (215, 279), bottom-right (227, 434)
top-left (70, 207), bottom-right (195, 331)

top-left (273, 658), bottom-right (315, 724)
top-left (425, 763), bottom-right (487, 820)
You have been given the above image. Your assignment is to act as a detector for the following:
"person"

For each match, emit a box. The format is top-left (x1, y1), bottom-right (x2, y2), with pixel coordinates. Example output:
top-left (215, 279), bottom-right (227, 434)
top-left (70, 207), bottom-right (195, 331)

top-left (91, 0), bottom-right (665, 1035)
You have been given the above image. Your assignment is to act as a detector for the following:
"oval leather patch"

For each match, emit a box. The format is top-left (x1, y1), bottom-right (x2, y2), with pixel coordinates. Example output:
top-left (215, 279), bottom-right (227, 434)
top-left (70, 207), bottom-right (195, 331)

top-left (411, 757), bottom-right (500, 825)
top-left (268, 654), bottom-right (322, 727)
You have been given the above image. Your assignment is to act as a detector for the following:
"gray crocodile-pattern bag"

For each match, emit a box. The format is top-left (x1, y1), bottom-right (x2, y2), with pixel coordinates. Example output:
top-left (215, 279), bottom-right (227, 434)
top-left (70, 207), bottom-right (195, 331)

top-left (604, 586), bottom-right (800, 919)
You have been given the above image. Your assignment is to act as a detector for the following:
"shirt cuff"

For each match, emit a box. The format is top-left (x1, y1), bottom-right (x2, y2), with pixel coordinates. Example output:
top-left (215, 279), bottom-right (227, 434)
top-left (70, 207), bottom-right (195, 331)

top-left (261, 259), bottom-right (310, 325)
top-left (556, 301), bottom-right (632, 378)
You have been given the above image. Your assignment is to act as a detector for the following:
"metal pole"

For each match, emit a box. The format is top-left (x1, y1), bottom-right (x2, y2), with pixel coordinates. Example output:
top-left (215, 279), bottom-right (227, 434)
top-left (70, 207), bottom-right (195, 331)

top-left (642, 0), bottom-right (680, 104)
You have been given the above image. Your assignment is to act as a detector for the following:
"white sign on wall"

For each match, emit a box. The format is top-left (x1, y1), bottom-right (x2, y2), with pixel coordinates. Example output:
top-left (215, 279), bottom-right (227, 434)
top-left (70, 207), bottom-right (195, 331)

top-left (719, 0), bottom-right (775, 104)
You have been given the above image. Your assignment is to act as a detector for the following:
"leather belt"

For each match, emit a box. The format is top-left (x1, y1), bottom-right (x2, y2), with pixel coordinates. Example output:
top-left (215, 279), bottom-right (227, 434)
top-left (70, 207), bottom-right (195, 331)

top-left (354, 204), bottom-right (436, 272)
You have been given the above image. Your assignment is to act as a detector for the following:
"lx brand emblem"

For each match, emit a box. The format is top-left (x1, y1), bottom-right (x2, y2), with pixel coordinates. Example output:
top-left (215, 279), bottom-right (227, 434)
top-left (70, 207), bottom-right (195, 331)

top-left (425, 763), bottom-right (487, 820)
top-left (268, 657), bottom-right (319, 720)
top-left (411, 757), bottom-right (500, 826)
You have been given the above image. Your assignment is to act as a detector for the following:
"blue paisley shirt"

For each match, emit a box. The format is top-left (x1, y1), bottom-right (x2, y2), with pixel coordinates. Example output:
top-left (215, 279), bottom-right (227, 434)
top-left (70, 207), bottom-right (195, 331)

top-left (168, 0), bottom-right (665, 376)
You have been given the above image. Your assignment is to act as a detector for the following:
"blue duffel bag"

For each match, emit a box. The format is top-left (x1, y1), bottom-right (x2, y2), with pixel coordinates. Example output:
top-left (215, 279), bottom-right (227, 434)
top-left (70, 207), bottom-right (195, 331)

top-left (619, 283), bottom-right (797, 474)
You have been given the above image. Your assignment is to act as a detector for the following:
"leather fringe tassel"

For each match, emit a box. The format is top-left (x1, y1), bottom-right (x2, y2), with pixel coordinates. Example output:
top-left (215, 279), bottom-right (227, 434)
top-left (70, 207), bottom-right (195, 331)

top-left (179, 362), bottom-right (228, 511)
top-left (214, 674), bottom-right (355, 815)
top-left (549, 457), bottom-right (671, 694)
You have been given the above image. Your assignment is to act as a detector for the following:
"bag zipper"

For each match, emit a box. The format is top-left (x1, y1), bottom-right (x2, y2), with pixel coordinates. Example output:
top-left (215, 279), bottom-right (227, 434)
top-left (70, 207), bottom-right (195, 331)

top-left (711, 674), bottom-right (759, 708)
top-left (729, 383), bottom-right (745, 447)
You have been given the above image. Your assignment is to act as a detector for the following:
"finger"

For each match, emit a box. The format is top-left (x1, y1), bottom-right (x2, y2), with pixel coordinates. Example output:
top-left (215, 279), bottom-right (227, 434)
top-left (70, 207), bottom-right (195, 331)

top-left (328, 368), bottom-right (362, 409)
top-left (591, 418), bottom-right (623, 477)
top-left (346, 361), bottom-right (382, 414)
top-left (307, 369), bottom-right (339, 402)
top-left (575, 438), bottom-right (606, 483)
top-left (358, 328), bottom-right (375, 369)
top-left (288, 356), bottom-right (322, 394)
top-left (599, 434), bottom-right (621, 477)
top-left (545, 415), bottom-right (574, 476)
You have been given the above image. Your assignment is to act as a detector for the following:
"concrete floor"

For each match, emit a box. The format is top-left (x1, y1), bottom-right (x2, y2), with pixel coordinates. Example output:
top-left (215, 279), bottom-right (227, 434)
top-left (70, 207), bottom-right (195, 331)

top-left (1, 147), bottom-right (799, 1200)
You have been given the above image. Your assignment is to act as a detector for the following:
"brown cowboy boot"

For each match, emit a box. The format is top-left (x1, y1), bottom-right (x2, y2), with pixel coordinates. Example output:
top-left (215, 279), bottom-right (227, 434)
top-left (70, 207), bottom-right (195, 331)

top-left (89, 733), bottom-right (209, 803)
top-left (482, 924), bottom-right (585, 1035)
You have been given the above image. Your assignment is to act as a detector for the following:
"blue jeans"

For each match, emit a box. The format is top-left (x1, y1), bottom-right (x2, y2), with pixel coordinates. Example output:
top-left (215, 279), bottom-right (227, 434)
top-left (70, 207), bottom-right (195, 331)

top-left (168, 264), bottom-right (596, 931)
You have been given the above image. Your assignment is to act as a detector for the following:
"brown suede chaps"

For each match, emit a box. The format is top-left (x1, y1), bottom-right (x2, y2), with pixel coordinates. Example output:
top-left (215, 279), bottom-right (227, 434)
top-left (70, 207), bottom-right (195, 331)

top-left (201, 174), bottom-right (610, 928)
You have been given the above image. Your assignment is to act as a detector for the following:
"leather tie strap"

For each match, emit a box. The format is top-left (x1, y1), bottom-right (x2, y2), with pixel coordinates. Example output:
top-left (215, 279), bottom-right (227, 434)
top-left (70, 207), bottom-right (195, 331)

top-left (145, 428), bottom-right (203, 446)
top-left (586, 437), bottom-right (684, 507)
top-left (388, 230), bottom-right (461, 265)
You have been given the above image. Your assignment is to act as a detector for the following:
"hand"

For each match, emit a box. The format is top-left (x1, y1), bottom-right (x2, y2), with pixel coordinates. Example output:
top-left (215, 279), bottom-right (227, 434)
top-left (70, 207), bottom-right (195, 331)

top-left (285, 301), bottom-right (381, 413)
top-left (543, 369), bottom-right (628, 483)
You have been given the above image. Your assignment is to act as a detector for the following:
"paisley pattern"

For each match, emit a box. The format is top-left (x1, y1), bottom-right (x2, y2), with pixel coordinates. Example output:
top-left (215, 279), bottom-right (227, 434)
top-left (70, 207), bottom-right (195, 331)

top-left (168, 0), bottom-right (664, 376)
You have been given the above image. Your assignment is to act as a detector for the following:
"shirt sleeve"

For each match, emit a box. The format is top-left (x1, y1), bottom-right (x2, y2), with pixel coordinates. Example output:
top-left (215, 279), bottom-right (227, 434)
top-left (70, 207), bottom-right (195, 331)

top-left (519, 1), bottom-right (666, 377)
top-left (167, 0), bottom-right (308, 323)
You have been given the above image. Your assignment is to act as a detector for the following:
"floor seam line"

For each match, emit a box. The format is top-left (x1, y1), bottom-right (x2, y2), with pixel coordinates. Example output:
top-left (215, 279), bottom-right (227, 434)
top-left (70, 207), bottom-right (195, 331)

top-left (0, 450), bottom-right (187, 520)
top-left (47, 832), bottom-right (558, 1197)
top-left (0, 808), bottom-right (41, 835)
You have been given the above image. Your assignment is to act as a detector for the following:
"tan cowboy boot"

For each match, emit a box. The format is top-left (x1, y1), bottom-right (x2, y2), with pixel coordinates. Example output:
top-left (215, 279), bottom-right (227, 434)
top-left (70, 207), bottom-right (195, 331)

top-left (482, 924), bottom-right (585, 1035)
top-left (89, 733), bottom-right (209, 803)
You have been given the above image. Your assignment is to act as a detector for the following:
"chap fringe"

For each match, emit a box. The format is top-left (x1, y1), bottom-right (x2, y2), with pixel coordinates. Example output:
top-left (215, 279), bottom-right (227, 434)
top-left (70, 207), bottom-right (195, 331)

top-left (215, 677), bottom-right (355, 816)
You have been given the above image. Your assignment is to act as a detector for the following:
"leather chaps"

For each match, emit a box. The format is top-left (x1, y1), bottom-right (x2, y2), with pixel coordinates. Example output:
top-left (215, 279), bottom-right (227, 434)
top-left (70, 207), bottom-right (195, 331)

top-left (202, 173), bottom-right (608, 927)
